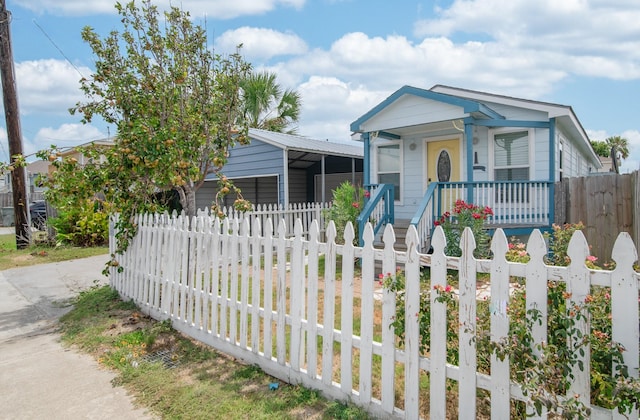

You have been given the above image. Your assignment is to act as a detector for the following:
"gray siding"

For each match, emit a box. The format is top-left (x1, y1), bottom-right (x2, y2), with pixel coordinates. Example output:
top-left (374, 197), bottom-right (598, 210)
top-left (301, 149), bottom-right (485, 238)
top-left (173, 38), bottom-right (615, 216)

top-left (223, 141), bottom-right (284, 178)
top-left (198, 176), bottom-right (279, 210)
top-left (288, 169), bottom-right (307, 204)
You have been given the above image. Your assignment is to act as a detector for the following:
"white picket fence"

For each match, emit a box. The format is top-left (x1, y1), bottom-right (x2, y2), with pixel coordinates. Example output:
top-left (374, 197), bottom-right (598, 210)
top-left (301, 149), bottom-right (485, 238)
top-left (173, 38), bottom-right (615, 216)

top-left (200, 202), bottom-right (329, 237)
top-left (109, 212), bottom-right (640, 419)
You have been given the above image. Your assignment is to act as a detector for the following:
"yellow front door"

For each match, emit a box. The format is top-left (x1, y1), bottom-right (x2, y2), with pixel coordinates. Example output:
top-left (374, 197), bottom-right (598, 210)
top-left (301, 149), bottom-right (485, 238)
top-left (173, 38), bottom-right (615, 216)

top-left (427, 139), bottom-right (460, 184)
top-left (427, 139), bottom-right (461, 214)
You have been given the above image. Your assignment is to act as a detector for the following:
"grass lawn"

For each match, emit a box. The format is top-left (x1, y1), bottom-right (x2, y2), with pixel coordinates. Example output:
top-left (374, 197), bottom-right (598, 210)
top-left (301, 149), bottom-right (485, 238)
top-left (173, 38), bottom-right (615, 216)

top-left (0, 233), bottom-right (108, 271)
top-left (59, 285), bottom-right (371, 419)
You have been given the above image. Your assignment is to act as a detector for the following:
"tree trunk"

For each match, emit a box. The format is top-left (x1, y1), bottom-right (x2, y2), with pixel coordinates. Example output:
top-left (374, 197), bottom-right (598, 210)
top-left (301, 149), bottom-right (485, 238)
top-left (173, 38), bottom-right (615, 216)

top-left (177, 185), bottom-right (197, 217)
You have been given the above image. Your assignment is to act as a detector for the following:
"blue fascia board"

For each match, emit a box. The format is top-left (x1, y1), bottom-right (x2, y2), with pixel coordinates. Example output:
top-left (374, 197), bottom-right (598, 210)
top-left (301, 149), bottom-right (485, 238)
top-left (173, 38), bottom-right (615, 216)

top-left (378, 131), bottom-right (401, 140)
top-left (474, 103), bottom-right (504, 120)
top-left (471, 119), bottom-right (550, 128)
top-left (350, 85), bottom-right (505, 132)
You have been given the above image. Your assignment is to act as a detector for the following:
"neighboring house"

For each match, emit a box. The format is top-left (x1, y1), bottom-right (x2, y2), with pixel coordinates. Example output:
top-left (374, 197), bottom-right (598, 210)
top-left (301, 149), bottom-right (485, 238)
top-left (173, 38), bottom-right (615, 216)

top-left (1, 159), bottom-right (49, 194)
top-left (351, 84), bottom-right (602, 249)
top-left (196, 128), bottom-right (364, 210)
top-left (52, 139), bottom-right (114, 170)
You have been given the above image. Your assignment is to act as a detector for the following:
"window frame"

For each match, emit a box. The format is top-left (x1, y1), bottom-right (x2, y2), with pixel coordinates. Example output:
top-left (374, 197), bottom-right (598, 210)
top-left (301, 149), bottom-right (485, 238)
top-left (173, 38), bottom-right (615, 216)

top-left (374, 140), bottom-right (403, 203)
top-left (489, 128), bottom-right (533, 182)
top-left (489, 128), bottom-right (534, 203)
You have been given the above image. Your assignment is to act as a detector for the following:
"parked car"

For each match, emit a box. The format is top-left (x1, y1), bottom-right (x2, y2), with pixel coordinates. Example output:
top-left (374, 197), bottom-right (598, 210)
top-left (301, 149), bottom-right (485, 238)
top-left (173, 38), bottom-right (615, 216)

top-left (29, 200), bottom-right (47, 230)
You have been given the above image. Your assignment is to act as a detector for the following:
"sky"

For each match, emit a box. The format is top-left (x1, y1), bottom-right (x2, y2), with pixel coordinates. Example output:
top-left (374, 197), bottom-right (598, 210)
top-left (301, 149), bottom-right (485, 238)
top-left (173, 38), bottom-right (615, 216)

top-left (2, 0), bottom-right (639, 173)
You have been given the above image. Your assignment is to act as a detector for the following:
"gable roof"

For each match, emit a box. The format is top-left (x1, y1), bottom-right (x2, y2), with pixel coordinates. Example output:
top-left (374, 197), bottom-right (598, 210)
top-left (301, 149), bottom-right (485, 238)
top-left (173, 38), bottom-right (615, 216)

top-left (248, 128), bottom-right (363, 159)
top-left (430, 85), bottom-right (600, 166)
top-left (350, 85), bottom-right (505, 133)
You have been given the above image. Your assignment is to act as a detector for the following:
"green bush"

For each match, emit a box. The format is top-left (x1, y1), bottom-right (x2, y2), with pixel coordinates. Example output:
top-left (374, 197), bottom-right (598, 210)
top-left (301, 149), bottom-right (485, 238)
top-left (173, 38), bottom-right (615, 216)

top-left (51, 198), bottom-right (110, 247)
top-left (434, 199), bottom-right (492, 258)
top-left (324, 181), bottom-right (364, 245)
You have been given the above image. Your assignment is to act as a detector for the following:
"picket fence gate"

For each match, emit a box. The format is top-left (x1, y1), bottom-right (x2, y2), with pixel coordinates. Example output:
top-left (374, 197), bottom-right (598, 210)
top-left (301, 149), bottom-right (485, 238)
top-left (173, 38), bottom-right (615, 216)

top-left (109, 212), bottom-right (640, 419)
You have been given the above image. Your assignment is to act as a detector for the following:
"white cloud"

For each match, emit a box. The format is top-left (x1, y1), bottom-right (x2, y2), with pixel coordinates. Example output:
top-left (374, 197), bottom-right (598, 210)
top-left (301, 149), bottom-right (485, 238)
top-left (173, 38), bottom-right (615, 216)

top-left (15, 59), bottom-right (91, 116)
top-left (295, 76), bottom-right (385, 140)
top-left (619, 129), bottom-right (640, 173)
top-left (30, 123), bottom-right (105, 155)
top-left (279, 31), bottom-right (566, 105)
top-left (216, 27), bottom-right (308, 60)
top-left (15, 0), bottom-right (305, 18)
top-left (414, 0), bottom-right (640, 80)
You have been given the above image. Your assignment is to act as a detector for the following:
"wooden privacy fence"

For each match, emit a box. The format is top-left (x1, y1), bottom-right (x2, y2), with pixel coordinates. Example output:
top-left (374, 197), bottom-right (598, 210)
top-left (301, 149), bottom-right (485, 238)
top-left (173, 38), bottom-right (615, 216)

top-left (555, 171), bottom-right (639, 261)
top-left (110, 213), bottom-right (640, 419)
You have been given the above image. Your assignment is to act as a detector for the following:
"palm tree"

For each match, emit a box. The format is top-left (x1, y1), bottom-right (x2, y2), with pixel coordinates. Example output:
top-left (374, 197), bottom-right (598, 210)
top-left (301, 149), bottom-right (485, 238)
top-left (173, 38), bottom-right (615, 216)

top-left (605, 135), bottom-right (630, 159)
top-left (240, 71), bottom-right (302, 134)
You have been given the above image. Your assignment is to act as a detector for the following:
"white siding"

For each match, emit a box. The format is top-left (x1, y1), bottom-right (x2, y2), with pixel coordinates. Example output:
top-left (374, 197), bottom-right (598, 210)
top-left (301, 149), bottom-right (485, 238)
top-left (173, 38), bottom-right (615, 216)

top-left (361, 96), bottom-right (463, 133)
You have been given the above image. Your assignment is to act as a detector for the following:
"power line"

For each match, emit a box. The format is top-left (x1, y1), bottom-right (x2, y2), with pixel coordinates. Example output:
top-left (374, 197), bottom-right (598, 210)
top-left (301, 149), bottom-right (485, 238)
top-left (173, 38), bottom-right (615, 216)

top-left (32, 19), bottom-right (85, 78)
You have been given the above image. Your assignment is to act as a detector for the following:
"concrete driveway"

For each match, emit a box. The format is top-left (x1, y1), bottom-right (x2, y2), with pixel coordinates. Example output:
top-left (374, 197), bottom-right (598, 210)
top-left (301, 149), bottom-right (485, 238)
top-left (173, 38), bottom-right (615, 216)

top-left (0, 254), bottom-right (155, 419)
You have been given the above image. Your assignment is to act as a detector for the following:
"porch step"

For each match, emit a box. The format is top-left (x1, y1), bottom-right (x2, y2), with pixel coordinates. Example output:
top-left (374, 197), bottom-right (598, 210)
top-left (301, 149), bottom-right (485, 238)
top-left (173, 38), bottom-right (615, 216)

top-left (373, 219), bottom-right (411, 250)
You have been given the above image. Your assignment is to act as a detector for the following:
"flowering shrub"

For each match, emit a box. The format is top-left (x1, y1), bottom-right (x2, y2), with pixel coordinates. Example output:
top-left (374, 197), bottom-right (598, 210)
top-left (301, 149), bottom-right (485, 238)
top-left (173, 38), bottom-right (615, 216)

top-left (323, 181), bottom-right (365, 245)
top-left (382, 268), bottom-right (460, 364)
top-left (434, 199), bottom-right (493, 258)
top-left (545, 222), bottom-right (586, 266)
top-left (384, 224), bottom-right (640, 418)
top-left (505, 238), bottom-right (530, 263)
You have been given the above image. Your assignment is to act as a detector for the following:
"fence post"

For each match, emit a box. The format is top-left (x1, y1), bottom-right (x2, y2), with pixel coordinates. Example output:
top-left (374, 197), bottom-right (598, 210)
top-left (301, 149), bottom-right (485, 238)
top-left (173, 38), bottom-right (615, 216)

top-left (430, 226), bottom-right (447, 419)
top-left (321, 222), bottom-right (337, 387)
top-left (490, 229), bottom-right (511, 417)
top-left (458, 227), bottom-right (478, 418)
top-left (566, 231), bottom-right (591, 410)
top-left (404, 226), bottom-right (421, 417)
top-left (381, 224), bottom-right (397, 414)
top-left (611, 232), bottom-right (639, 419)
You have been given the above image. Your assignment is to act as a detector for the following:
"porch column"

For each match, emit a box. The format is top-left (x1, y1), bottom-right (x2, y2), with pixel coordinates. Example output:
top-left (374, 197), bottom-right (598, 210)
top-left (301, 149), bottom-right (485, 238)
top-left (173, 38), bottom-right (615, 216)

top-left (464, 121), bottom-right (474, 203)
top-left (363, 132), bottom-right (370, 186)
top-left (283, 149), bottom-right (289, 207)
top-left (321, 155), bottom-right (326, 203)
top-left (548, 118), bottom-right (556, 224)
top-left (351, 157), bottom-right (355, 184)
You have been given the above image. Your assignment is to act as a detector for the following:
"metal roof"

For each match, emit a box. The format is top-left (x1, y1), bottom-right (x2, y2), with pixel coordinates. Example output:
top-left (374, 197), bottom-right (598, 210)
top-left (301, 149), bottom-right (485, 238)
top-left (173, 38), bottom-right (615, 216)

top-left (248, 128), bottom-right (363, 159)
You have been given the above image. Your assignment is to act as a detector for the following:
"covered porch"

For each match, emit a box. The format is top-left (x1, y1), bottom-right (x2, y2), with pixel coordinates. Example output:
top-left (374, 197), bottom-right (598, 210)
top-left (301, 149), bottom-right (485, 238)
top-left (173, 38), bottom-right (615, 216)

top-left (357, 180), bottom-right (553, 250)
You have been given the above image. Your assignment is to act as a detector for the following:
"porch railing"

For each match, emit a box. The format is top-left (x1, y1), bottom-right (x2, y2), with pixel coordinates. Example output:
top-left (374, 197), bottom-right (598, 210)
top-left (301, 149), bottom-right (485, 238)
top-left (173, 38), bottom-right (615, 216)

top-left (356, 184), bottom-right (394, 246)
top-left (411, 180), bottom-right (554, 250)
top-left (410, 182), bottom-right (439, 252)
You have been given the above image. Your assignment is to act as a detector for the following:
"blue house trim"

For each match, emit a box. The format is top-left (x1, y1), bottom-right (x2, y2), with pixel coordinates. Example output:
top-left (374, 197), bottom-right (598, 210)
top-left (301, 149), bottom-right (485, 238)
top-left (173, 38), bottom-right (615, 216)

top-left (465, 120), bottom-right (474, 199)
top-left (350, 85), bottom-right (505, 132)
top-left (548, 117), bottom-right (556, 225)
top-left (363, 132), bottom-right (370, 185)
top-left (468, 118), bottom-right (550, 128)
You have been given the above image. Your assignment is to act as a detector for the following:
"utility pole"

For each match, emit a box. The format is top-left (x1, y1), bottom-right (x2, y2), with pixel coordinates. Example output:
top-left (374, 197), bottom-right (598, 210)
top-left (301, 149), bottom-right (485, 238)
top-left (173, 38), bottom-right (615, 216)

top-left (0, 0), bottom-right (30, 248)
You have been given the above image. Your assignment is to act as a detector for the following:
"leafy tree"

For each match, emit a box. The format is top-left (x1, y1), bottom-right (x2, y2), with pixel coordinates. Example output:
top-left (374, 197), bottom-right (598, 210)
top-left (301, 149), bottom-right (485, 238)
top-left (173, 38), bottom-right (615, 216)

top-left (605, 135), bottom-right (630, 159)
top-left (240, 71), bottom-right (301, 134)
top-left (590, 140), bottom-right (610, 158)
top-left (591, 136), bottom-right (630, 160)
top-left (43, 1), bottom-right (253, 252)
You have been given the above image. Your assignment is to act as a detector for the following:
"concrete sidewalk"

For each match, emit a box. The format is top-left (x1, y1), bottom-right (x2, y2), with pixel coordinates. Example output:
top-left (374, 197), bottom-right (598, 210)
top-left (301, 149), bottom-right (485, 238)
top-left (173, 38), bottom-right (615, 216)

top-left (0, 255), bottom-right (155, 419)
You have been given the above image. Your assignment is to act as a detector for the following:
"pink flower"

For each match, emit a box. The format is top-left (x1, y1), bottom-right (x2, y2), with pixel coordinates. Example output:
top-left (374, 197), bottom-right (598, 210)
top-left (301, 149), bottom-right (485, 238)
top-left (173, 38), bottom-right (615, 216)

top-left (434, 220), bottom-right (440, 226)
top-left (378, 273), bottom-right (384, 279)
top-left (472, 213), bottom-right (482, 219)
top-left (352, 202), bottom-right (359, 208)
top-left (364, 190), bottom-right (370, 198)
top-left (445, 285), bottom-right (452, 293)
top-left (586, 255), bottom-right (598, 262)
